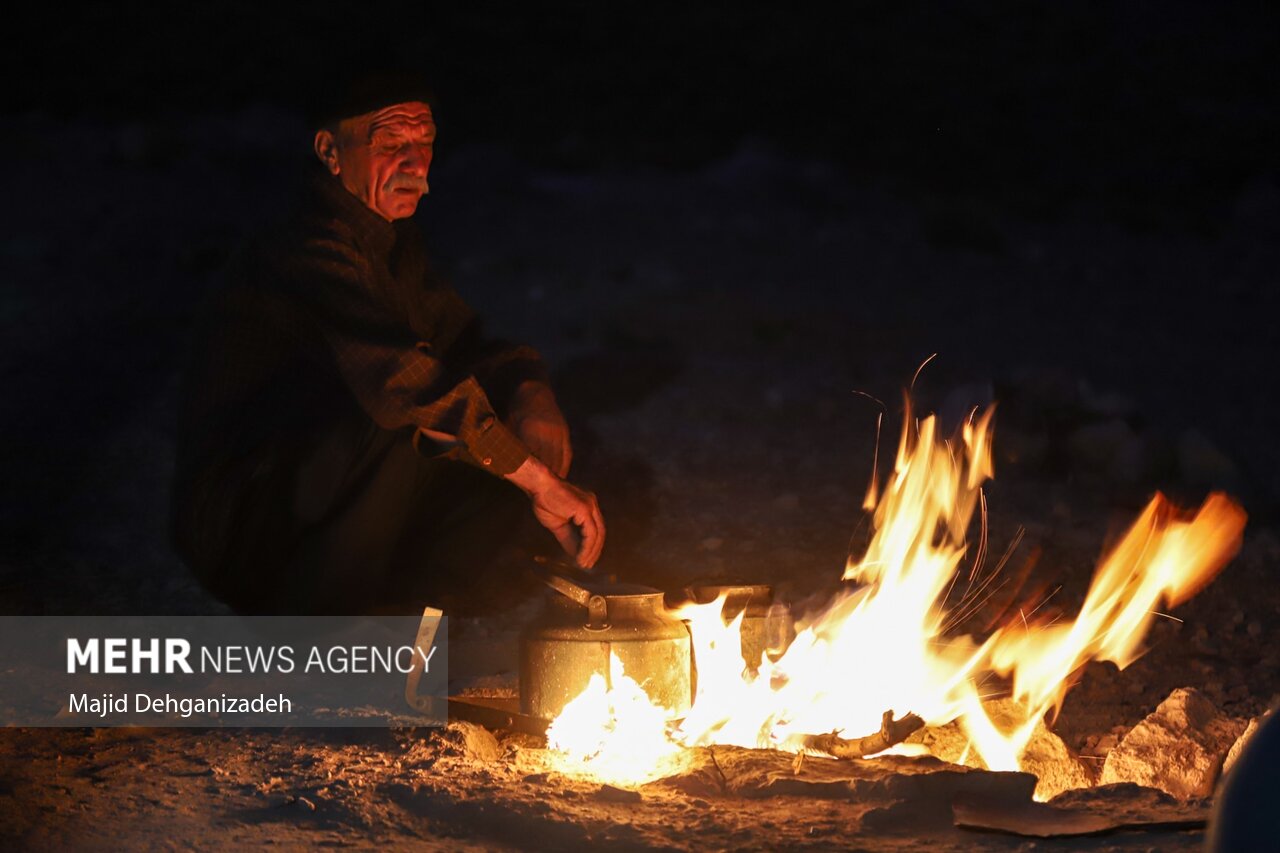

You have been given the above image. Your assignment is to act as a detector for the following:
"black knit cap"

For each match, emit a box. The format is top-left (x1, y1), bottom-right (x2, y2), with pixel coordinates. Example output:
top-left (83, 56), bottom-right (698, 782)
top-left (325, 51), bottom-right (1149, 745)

top-left (306, 70), bottom-right (436, 130)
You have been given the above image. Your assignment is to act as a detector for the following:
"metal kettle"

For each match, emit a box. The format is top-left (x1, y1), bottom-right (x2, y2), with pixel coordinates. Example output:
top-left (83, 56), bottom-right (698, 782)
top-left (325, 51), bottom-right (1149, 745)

top-left (519, 567), bottom-right (692, 722)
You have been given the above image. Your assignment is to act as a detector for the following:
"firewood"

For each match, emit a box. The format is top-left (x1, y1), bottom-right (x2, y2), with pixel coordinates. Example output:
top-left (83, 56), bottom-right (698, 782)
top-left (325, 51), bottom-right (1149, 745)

top-left (802, 710), bottom-right (925, 759)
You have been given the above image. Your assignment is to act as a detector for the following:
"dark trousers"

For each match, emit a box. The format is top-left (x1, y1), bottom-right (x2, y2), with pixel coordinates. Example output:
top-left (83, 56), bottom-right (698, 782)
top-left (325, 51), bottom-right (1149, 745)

top-left (176, 415), bottom-right (544, 615)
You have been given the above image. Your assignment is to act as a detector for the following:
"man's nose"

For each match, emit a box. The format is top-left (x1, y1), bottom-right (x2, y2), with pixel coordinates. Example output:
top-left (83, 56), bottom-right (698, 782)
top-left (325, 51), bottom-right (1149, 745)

top-left (401, 145), bottom-right (431, 176)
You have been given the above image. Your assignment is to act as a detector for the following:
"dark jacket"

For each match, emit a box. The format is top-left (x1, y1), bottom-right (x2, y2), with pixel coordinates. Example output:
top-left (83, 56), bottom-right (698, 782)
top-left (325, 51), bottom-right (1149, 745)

top-left (172, 172), bottom-right (545, 570)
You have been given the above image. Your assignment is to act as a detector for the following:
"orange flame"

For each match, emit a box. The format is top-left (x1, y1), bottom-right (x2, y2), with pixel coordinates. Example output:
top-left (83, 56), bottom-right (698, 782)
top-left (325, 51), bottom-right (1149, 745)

top-left (979, 492), bottom-right (1246, 735)
top-left (544, 653), bottom-right (689, 786)
top-left (544, 403), bottom-right (1246, 794)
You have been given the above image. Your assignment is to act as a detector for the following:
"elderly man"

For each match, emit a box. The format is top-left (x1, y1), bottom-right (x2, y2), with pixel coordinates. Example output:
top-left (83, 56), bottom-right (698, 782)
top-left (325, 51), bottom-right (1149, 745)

top-left (172, 79), bottom-right (604, 614)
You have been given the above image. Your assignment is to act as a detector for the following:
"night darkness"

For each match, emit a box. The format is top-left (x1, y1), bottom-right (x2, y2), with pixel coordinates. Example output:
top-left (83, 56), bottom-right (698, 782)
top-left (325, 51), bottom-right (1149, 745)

top-left (2, 2), bottom-right (1280, 848)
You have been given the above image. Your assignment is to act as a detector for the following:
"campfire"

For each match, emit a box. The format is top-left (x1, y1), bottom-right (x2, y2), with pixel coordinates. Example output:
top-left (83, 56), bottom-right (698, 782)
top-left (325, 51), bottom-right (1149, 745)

top-left (542, 400), bottom-right (1247, 798)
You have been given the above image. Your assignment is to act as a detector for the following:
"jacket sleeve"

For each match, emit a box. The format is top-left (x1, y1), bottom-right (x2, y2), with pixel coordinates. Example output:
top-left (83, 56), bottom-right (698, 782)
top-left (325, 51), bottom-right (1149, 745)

top-left (276, 231), bottom-right (530, 476)
top-left (443, 315), bottom-right (551, 418)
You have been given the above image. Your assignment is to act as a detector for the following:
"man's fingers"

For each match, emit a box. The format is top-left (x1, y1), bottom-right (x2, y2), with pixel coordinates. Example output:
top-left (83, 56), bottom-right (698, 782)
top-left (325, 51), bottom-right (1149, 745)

top-left (591, 502), bottom-right (606, 565)
top-left (575, 498), bottom-right (605, 569)
top-left (575, 518), bottom-right (600, 569)
top-left (528, 476), bottom-right (602, 568)
top-left (551, 522), bottom-right (581, 563)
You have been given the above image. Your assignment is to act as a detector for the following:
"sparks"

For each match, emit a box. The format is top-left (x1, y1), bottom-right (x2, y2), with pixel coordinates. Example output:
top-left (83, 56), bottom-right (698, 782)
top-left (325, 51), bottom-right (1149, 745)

top-left (544, 401), bottom-right (1246, 796)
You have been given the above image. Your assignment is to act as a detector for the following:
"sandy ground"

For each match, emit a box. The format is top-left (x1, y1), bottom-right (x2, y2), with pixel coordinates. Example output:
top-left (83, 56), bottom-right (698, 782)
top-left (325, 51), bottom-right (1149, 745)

top-left (1, 106), bottom-right (1278, 849)
top-left (0, 722), bottom-right (1224, 851)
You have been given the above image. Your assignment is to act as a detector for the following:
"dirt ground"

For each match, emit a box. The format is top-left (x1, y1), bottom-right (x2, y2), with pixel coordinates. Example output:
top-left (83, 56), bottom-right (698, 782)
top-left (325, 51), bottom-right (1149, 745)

top-left (1, 94), bottom-right (1278, 850)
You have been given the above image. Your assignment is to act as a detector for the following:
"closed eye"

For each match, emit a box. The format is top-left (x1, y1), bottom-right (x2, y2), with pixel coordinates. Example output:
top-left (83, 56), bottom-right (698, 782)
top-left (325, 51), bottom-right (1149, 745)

top-left (374, 137), bottom-right (433, 156)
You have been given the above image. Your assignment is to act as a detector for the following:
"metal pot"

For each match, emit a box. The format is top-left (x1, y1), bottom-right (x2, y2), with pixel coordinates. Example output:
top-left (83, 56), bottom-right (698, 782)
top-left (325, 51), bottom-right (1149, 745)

top-left (683, 583), bottom-right (792, 668)
top-left (519, 569), bottom-right (692, 722)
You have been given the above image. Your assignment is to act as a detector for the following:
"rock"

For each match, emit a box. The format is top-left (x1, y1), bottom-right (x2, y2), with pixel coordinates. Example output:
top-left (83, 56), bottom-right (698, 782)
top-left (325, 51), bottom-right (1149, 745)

top-left (959, 782), bottom-right (1211, 838)
top-left (1209, 710), bottom-right (1280, 851)
top-left (661, 745), bottom-right (1035, 832)
top-left (907, 700), bottom-right (1092, 800)
top-left (430, 722), bottom-right (503, 762)
top-left (861, 764), bottom-right (1037, 833)
top-left (1100, 688), bottom-right (1247, 799)
top-left (1223, 716), bottom-right (1262, 776)
top-left (1006, 726), bottom-right (1092, 802)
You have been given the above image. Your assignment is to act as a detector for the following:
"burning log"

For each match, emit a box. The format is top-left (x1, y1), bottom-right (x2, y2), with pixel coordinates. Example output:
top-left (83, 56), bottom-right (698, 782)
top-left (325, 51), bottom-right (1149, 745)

top-left (802, 709), bottom-right (925, 759)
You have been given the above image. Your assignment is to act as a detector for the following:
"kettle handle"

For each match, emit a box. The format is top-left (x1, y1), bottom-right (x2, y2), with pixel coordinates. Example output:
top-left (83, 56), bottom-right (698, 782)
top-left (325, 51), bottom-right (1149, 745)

top-left (531, 557), bottom-right (610, 630)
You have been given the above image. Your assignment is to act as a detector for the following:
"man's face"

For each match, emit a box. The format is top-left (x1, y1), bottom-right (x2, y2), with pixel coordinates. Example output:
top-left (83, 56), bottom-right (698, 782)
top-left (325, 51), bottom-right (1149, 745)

top-left (316, 101), bottom-right (436, 220)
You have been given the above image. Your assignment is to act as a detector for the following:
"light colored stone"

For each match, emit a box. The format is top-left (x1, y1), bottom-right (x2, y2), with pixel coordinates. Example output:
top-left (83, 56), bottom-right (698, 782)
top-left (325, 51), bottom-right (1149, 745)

top-left (1099, 687), bottom-right (1246, 799)
top-left (906, 699), bottom-right (1092, 801)
top-left (1223, 716), bottom-right (1263, 776)
top-left (430, 721), bottom-right (503, 762)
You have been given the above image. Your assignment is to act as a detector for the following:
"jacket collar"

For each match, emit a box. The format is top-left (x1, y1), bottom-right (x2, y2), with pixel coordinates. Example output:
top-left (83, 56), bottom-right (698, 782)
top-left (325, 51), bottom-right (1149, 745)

top-left (312, 171), bottom-right (398, 258)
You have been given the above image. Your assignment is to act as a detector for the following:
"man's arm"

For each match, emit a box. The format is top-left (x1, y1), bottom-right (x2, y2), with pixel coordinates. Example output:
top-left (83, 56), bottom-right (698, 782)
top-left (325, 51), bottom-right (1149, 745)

top-left (443, 316), bottom-right (572, 477)
top-left (284, 232), bottom-right (603, 565)
top-left (281, 232), bottom-right (525, 470)
top-left (504, 380), bottom-right (572, 478)
top-left (504, 454), bottom-right (605, 568)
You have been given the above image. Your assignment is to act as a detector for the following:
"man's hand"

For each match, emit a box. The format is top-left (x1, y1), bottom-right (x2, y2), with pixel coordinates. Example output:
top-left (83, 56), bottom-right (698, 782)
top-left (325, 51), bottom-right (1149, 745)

top-left (505, 456), bottom-right (605, 569)
top-left (506, 380), bottom-right (572, 478)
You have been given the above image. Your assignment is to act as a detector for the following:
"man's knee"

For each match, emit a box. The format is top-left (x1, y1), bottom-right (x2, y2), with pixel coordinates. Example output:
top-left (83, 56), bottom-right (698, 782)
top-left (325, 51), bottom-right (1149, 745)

top-left (176, 414), bottom-right (415, 611)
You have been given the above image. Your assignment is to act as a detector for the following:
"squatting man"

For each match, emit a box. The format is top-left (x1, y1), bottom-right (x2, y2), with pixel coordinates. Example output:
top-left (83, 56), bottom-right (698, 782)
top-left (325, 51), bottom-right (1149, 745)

top-left (173, 76), bottom-right (605, 614)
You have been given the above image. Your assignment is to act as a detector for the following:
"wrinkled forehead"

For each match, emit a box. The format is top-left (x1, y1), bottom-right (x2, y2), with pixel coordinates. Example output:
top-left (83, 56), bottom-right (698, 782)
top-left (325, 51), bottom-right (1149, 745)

top-left (363, 101), bottom-right (436, 137)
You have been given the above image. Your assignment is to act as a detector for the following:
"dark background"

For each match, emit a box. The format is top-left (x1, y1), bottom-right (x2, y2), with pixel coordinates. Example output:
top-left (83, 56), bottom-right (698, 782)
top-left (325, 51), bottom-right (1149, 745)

top-left (2, 2), bottom-right (1278, 612)
top-left (14, 2), bottom-right (1276, 218)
